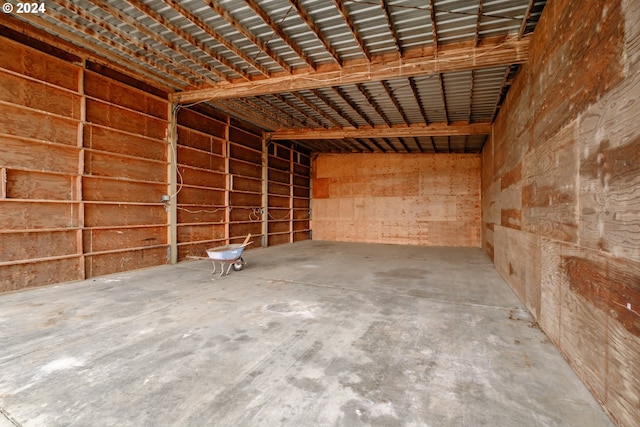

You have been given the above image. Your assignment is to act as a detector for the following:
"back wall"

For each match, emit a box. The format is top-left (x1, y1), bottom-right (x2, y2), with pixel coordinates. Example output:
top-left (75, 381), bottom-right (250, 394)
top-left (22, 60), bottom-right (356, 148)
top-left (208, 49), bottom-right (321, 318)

top-left (312, 153), bottom-right (481, 247)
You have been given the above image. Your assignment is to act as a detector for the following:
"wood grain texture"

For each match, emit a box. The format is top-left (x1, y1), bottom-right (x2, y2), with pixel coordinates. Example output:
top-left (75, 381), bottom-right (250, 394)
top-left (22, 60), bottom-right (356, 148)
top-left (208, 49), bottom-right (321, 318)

top-left (83, 226), bottom-right (168, 253)
top-left (0, 230), bottom-right (78, 262)
top-left (483, 2), bottom-right (638, 424)
top-left (6, 169), bottom-right (74, 200)
top-left (0, 37), bottom-right (79, 91)
top-left (522, 123), bottom-right (578, 242)
top-left (313, 153), bottom-right (481, 247)
top-left (84, 72), bottom-right (166, 119)
top-left (0, 70), bottom-right (81, 119)
top-left (86, 99), bottom-right (166, 140)
top-left (579, 105), bottom-right (640, 261)
top-left (85, 246), bottom-right (167, 278)
top-left (0, 258), bottom-right (82, 292)
top-left (86, 125), bottom-right (167, 162)
top-left (0, 103), bottom-right (78, 144)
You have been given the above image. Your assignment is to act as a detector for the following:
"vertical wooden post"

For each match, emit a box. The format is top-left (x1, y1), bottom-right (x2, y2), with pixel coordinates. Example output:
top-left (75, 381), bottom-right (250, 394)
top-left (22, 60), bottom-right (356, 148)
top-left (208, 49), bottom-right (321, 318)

top-left (168, 102), bottom-right (178, 264)
top-left (77, 62), bottom-right (86, 279)
top-left (261, 133), bottom-right (269, 248)
top-left (0, 168), bottom-right (6, 199)
top-left (224, 117), bottom-right (231, 244)
top-left (289, 145), bottom-right (294, 243)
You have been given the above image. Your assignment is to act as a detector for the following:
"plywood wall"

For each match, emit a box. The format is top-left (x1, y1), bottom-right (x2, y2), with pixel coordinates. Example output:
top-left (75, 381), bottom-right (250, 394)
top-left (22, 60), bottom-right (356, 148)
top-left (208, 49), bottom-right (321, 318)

top-left (483, 0), bottom-right (639, 425)
top-left (268, 142), bottom-right (311, 246)
top-left (0, 31), bottom-right (310, 291)
top-left (0, 36), bottom-right (84, 291)
top-left (313, 153), bottom-right (481, 247)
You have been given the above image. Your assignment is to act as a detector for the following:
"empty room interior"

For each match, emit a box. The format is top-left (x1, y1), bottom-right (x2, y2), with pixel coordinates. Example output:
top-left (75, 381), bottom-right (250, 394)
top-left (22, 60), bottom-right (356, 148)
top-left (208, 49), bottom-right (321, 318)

top-left (0, 0), bottom-right (638, 426)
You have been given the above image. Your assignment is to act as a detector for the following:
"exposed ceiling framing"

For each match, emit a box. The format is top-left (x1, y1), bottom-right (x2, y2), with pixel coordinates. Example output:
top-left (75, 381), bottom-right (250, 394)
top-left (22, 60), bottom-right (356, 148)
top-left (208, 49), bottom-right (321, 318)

top-left (3, 0), bottom-right (546, 153)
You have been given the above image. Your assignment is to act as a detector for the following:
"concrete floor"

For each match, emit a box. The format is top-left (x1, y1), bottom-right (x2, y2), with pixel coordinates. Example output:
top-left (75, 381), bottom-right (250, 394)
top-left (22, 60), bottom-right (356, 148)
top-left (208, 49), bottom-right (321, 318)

top-left (0, 241), bottom-right (612, 427)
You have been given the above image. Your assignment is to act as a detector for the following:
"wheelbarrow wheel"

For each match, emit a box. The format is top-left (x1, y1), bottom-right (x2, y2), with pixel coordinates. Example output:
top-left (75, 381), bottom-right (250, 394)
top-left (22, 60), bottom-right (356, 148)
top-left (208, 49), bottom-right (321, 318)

top-left (232, 257), bottom-right (244, 271)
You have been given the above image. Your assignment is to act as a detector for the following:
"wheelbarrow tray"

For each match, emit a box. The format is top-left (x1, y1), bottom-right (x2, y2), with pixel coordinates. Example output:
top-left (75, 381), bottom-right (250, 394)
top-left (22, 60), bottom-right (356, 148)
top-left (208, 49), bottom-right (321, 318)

top-left (206, 244), bottom-right (246, 261)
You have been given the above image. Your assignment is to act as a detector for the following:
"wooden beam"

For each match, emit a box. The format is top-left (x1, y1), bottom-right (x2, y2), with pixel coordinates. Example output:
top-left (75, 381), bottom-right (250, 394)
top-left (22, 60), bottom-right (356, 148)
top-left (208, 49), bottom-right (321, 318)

top-left (51, 0), bottom-right (210, 86)
top-left (268, 122), bottom-right (492, 140)
top-left (243, 0), bottom-right (316, 70)
top-left (85, 0), bottom-right (228, 82)
top-left (409, 77), bottom-right (429, 124)
top-left (163, 0), bottom-right (271, 77)
top-left (201, 0), bottom-right (292, 74)
top-left (289, 0), bottom-right (342, 66)
top-left (311, 89), bottom-right (359, 128)
top-left (357, 83), bottom-right (392, 126)
top-left (382, 81), bottom-right (410, 125)
top-left (290, 92), bottom-right (342, 128)
top-left (333, 86), bottom-right (375, 127)
top-left (429, 0), bottom-right (438, 47)
top-left (518, 0), bottom-right (536, 39)
top-left (380, 0), bottom-right (402, 55)
top-left (171, 35), bottom-right (530, 103)
top-left (124, 0), bottom-right (250, 81)
top-left (438, 73), bottom-right (448, 123)
top-left (333, 0), bottom-right (371, 61)
top-left (474, 0), bottom-right (483, 47)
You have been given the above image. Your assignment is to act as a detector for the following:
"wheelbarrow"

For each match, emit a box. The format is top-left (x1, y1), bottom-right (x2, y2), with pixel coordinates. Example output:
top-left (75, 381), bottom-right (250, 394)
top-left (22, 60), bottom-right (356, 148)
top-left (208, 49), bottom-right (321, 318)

top-left (205, 234), bottom-right (253, 276)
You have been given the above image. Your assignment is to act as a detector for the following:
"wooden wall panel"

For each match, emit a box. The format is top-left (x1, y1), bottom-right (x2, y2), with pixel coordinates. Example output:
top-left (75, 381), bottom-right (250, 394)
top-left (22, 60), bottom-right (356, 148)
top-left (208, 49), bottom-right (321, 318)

top-left (483, 1), bottom-right (639, 425)
top-left (0, 32), bottom-right (313, 290)
top-left (0, 38), bottom-right (79, 90)
top-left (0, 201), bottom-right (80, 230)
top-left (0, 230), bottom-right (78, 262)
top-left (85, 247), bottom-right (167, 278)
top-left (83, 177), bottom-right (166, 203)
top-left (0, 34), bottom-right (83, 292)
top-left (0, 70), bottom-right (81, 119)
top-left (84, 151), bottom-right (166, 183)
top-left (0, 103), bottom-right (78, 144)
top-left (0, 258), bottom-right (83, 293)
top-left (85, 72), bottom-right (166, 119)
top-left (86, 125), bottom-right (166, 162)
top-left (313, 153), bottom-right (481, 247)
top-left (0, 136), bottom-right (79, 173)
top-left (84, 204), bottom-right (166, 228)
top-left (6, 170), bottom-right (75, 200)
top-left (84, 226), bottom-right (168, 253)
top-left (86, 99), bottom-right (166, 140)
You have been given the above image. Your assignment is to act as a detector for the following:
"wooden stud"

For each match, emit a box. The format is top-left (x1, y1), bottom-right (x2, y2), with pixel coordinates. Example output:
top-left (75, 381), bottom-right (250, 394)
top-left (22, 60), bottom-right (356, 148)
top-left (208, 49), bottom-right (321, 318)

top-left (262, 135), bottom-right (269, 247)
top-left (0, 167), bottom-right (6, 199)
top-left (168, 103), bottom-right (178, 264)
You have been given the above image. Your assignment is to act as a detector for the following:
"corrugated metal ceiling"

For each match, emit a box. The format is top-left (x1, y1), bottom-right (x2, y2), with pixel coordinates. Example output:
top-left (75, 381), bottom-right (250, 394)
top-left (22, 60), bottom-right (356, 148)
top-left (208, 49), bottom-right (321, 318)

top-left (7, 0), bottom-right (547, 153)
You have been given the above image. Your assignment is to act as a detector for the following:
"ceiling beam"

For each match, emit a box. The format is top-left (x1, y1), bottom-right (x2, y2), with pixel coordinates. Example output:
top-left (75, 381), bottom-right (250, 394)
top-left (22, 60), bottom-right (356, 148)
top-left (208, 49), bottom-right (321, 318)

top-left (201, 0), bottom-right (292, 74)
top-left (268, 122), bottom-right (492, 140)
top-left (288, 0), bottom-right (342, 66)
top-left (243, 0), bottom-right (316, 70)
top-left (171, 35), bottom-right (530, 103)
top-left (380, 0), bottom-right (402, 55)
top-left (125, 0), bottom-right (250, 81)
top-left (85, 0), bottom-right (226, 83)
top-left (163, 0), bottom-right (271, 77)
top-left (334, 0), bottom-right (370, 61)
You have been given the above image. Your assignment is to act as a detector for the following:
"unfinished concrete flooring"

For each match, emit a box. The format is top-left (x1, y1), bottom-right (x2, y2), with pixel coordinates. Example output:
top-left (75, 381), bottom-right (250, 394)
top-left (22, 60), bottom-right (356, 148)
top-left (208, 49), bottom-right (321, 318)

top-left (0, 241), bottom-right (612, 426)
